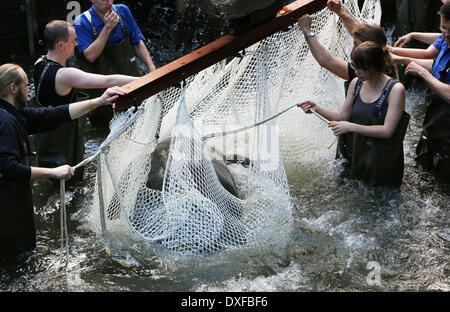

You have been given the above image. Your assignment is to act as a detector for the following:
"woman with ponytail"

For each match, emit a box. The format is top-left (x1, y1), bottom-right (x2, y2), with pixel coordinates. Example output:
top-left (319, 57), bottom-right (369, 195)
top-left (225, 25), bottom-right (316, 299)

top-left (298, 42), bottom-right (409, 188)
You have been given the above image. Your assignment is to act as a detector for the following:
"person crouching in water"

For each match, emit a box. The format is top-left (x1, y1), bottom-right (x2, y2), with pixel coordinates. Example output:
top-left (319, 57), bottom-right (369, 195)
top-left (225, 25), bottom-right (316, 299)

top-left (298, 42), bottom-right (410, 188)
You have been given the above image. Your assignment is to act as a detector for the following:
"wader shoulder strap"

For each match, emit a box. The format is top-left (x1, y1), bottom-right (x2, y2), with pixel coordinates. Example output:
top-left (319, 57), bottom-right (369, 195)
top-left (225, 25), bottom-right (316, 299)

top-left (35, 56), bottom-right (52, 107)
top-left (353, 79), bottom-right (363, 101)
top-left (374, 79), bottom-right (398, 119)
top-left (113, 5), bottom-right (128, 36)
top-left (438, 57), bottom-right (450, 82)
top-left (84, 11), bottom-right (99, 38)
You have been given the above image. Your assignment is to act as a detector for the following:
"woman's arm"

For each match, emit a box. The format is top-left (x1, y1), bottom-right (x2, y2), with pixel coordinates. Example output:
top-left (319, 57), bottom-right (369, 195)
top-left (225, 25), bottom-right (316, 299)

top-left (298, 78), bottom-right (358, 121)
top-left (329, 83), bottom-right (406, 139)
top-left (298, 15), bottom-right (349, 80)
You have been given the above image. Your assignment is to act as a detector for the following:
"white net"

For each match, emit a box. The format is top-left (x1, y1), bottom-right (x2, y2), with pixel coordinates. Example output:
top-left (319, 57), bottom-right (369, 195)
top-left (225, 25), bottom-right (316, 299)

top-left (88, 0), bottom-right (381, 257)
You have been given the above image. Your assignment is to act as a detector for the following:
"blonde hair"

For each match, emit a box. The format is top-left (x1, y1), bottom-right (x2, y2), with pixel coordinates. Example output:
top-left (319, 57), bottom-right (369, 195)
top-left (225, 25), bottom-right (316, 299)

top-left (0, 64), bottom-right (24, 98)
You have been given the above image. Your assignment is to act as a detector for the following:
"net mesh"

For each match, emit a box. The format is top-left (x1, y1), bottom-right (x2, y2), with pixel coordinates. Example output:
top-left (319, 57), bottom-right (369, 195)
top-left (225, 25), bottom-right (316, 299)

top-left (89, 0), bottom-right (381, 256)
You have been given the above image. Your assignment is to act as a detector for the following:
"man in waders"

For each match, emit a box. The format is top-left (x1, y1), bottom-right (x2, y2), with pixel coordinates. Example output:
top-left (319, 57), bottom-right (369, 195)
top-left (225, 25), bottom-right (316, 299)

top-left (404, 3), bottom-right (450, 183)
top-left (0, 63), bottom-right (125, 258)
top-left (74, 0), bottom-right (156, 127)
top-left (33, 20), bottom-right (137, 185)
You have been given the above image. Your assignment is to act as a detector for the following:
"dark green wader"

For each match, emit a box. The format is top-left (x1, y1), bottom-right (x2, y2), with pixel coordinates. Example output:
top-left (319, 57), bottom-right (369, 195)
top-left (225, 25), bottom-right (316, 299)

top-left (349, 112), bottom-right (410, 187)
top-left (33, 59), bottom-right (89, 185)
top-left (416, 94), bottom-right (450, 184)
top-left (34, 113), bottom-right (87, 185)
top-left (76, 7), bottom-right (144, 128)
top-left (0, 158), bottom-right (35, 257)
top-left (337, 79), bottom-right (410, 188)
top-left (415, 57), bottom-right (450, 183)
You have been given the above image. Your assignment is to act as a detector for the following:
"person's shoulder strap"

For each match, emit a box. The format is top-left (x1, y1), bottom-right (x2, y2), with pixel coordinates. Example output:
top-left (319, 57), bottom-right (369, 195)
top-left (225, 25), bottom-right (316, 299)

top-left (83, 10), bottom-right (99, 38)
top-left (438, 56), bottom-right (450, 82)
top-left (113, 4), bottom-right (128, 36)
top-left (375, 78), bottom-right (398, 119)
top-left (353, 79), bottom-right (363, 101)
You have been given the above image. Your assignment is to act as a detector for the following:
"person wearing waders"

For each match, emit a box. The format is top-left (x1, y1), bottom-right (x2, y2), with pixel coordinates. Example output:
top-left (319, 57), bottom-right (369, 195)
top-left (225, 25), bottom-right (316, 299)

top-left (33, 20), bottom-right (137, 185)
top-left (74, 0), bottom-right (157, 127)
top-left (298, 42), bottom-right (409, 188)
top-left (403, 3), bottom-right (450, 184)
top-left (298, 9), bottom-right (397, 172)
top-left (0, 63), bottom-right (125, 258)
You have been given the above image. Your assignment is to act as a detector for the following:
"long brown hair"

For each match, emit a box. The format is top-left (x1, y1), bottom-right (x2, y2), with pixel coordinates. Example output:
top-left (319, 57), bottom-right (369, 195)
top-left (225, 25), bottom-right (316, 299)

top-left (352, 24), bottom-right (396, 77)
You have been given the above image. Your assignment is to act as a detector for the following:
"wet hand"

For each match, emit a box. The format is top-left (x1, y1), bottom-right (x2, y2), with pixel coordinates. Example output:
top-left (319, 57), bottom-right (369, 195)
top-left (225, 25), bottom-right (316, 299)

top-left (104, 10), bottom-right (119, 31)
top-left (297, 101), bottom-right (317, 114)
top-left (328, 120), bottom-right (352, 136)
top-left (298, 15), bottom-right (312, 34)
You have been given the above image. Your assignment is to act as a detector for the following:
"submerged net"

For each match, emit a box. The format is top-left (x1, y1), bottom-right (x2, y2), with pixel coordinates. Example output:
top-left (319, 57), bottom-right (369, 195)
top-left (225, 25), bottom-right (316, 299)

top-left (88, 0), bottom-right (381, 256)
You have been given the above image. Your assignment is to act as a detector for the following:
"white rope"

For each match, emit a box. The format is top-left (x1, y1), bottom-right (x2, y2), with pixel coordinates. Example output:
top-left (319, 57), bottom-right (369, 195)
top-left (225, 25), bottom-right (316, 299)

top-left (202, 102), bottom-right (299, 140)
top-left (58, 179), bottom-right (69, 266)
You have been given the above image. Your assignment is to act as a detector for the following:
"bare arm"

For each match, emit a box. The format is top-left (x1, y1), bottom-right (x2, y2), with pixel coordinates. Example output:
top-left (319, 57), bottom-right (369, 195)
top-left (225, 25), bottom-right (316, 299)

top-left (330, 83), bottom-right (406, 139)
top-left (327, 0), bottom-right (360, 36)
top-left (405, 62), bottom-right (450, 103)
top-left (394, 32), bottom-right (441, 47)
top-left (297, 78), bottom-right (358, 122)
top-left (389, 44), bottom-right (439, 59)
top-left (133, 40), bottom-right (156, 72)
top-left (55, 67), bottom-right (136, 96)
top-left (82, 11), bottom-right (119, 63)
top-left (298, 15), bottom-right (349, 80)
top-left (30, 87), bottom-right (126, 181)
top-left (391, 54), bottom-right (434, 71)
top-left (68, 86), bottom-right (126, 120)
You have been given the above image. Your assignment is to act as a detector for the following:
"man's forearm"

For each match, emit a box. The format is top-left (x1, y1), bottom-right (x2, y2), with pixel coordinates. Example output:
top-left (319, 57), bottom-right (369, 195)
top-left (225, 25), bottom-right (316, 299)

top-left (410, 32), bottom-right (441, 45)
top-left (133, 41), bottom-right (156, 72)
top-left (421, 70), bottom-right (450, 103)
top-left (83, 28), bottom-right (112, 62)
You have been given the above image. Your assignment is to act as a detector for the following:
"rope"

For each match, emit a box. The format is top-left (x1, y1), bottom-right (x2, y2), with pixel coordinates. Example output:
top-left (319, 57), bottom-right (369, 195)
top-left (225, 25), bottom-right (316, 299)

top-left (309, 108), bottom-right (338, 149)
top-left (58, 179), bottom-right (69, 266)
top-left (201, 102), bottom-right (299, 140)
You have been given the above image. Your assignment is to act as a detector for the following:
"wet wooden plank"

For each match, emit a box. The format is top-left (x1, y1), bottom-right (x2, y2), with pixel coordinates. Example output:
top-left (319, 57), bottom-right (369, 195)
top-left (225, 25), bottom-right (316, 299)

top-left (115, 0), bottom-right (327, 111)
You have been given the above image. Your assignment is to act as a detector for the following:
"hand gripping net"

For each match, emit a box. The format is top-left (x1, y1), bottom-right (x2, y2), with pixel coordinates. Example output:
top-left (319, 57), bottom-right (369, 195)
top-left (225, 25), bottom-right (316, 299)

top-left (88, 0), bottom-right (381, 256)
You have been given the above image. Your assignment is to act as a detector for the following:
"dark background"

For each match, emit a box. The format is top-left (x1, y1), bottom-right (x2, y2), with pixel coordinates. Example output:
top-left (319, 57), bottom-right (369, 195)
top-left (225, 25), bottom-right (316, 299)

top-left (0, 0), bottom-right (444, 73)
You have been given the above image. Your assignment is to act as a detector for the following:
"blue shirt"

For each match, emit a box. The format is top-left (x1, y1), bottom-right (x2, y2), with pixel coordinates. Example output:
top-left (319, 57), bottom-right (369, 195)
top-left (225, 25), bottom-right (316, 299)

top-left (74, 4), bottom-right (144, 54)
top-left (432, 34), bottom-right (450, 83)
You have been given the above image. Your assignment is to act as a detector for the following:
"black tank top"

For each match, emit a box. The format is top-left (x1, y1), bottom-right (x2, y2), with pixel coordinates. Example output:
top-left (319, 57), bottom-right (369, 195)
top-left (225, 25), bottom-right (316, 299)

top-left (33, 56), bottom-right (78, 107)
top-left (352, 78), bottom-right (398, 120)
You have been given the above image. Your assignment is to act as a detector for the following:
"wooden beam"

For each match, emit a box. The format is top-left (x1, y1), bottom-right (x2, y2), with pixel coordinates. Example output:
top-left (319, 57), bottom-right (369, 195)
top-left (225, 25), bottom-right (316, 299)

top-left (115, 0), bottom-right (327, 111)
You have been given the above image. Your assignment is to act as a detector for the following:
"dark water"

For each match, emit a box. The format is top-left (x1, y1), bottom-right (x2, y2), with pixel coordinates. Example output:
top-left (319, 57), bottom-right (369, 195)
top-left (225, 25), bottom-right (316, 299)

top-left (1, 2), bottom-right (449, 292)
top-left (1, 87), bottom-right (448, 293)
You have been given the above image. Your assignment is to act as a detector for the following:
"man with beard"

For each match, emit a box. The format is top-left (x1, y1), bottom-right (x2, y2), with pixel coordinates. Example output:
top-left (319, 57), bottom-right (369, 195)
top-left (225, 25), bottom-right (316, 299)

top-left (0, 63), bottom-right (125, 258)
